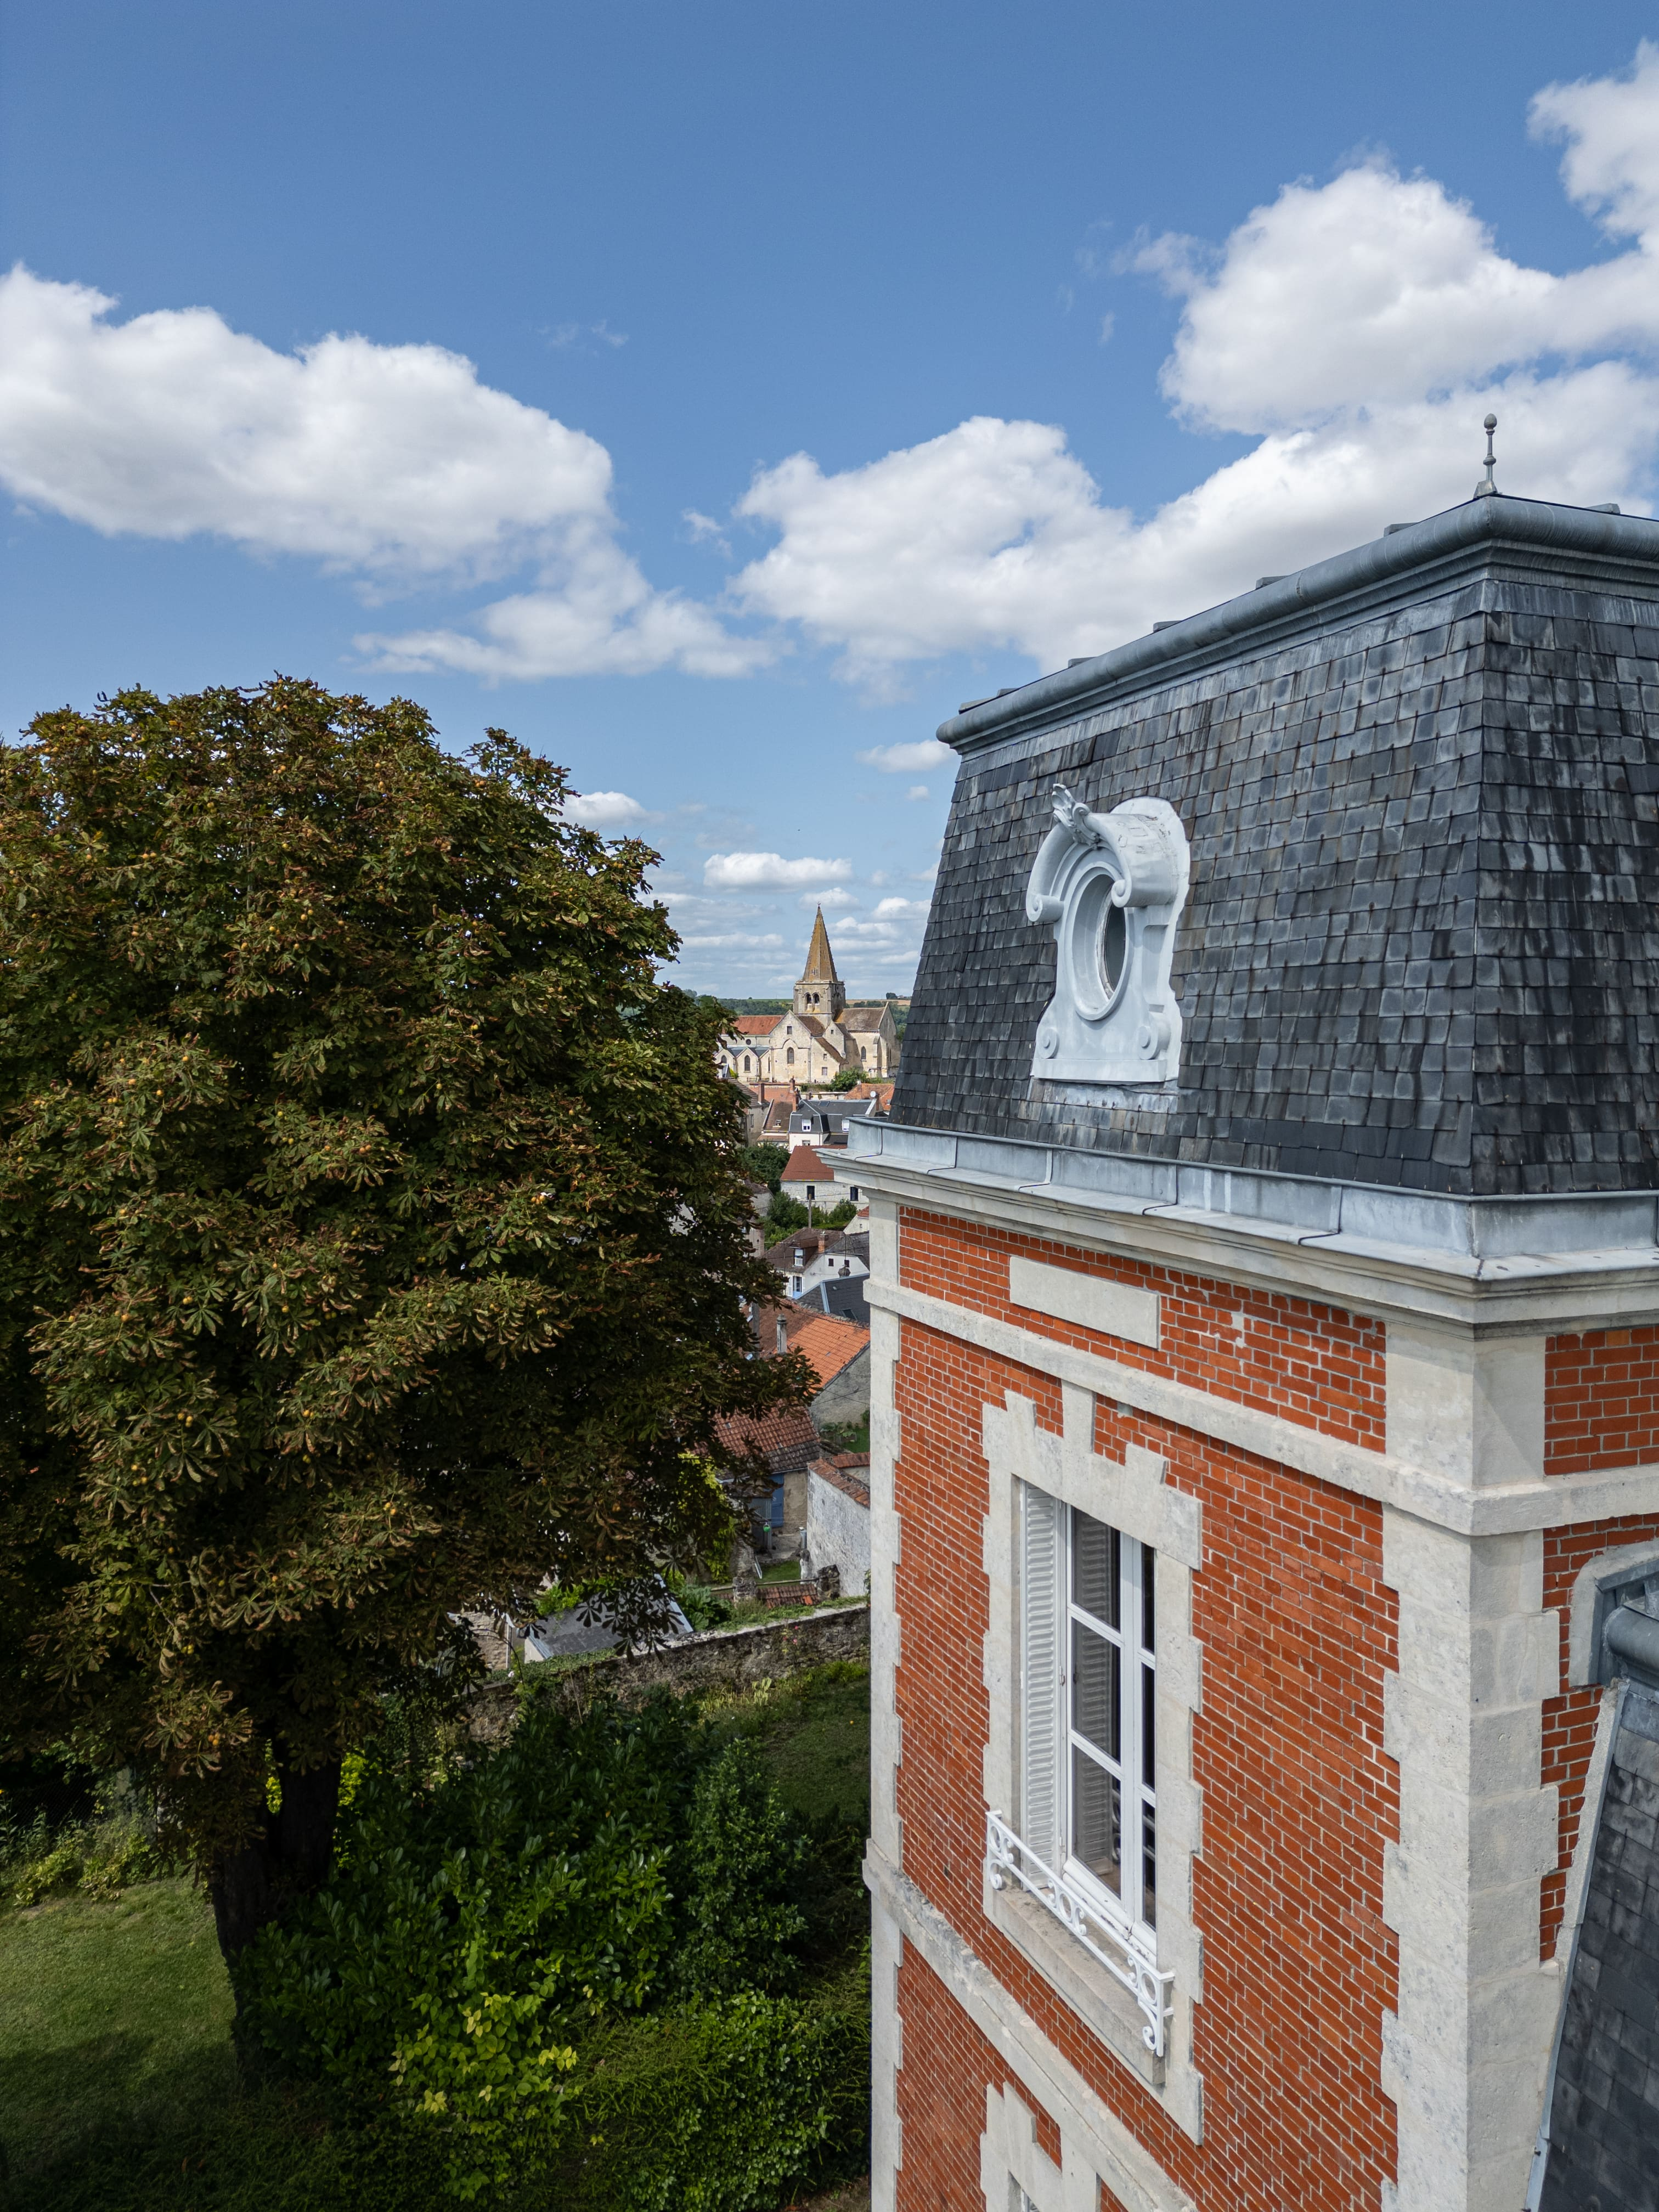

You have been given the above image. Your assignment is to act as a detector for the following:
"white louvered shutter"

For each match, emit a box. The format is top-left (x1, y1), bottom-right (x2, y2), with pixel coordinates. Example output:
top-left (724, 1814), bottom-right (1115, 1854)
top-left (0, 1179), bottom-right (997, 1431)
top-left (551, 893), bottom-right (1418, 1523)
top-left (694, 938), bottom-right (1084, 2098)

top-left (1020, 1482), bottom-right (1064, 1871)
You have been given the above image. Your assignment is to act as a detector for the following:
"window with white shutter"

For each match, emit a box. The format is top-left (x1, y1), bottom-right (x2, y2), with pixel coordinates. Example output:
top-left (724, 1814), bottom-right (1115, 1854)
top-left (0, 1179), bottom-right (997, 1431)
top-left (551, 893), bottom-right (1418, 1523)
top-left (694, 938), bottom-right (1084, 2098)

top-left (990, 1480), bottom-right (1170, 2054)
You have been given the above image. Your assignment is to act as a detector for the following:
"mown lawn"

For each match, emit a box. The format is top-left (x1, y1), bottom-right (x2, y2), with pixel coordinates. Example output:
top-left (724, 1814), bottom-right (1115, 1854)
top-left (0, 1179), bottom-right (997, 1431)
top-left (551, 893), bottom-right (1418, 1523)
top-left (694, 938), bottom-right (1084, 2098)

top-left (0, 1662), bottom-right (871, 2207)
top-left (0, 1876), bottom-right (235, 2171)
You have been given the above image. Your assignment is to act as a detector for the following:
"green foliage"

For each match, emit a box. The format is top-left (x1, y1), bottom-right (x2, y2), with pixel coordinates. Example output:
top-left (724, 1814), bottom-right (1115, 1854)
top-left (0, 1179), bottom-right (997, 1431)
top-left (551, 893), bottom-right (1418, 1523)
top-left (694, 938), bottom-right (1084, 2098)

top-left (555, 1961), bottom-right (870, 2211)
top-left (2, 1768), bottom-right (165, 1907)
top-left (738, 1142), bottom-right (787, 1193)
top-left (672, 1583), bottom-right (732, 1633)
top-left (235, 1692), bottom-right (848, 2199)
top-left (817, 1200), bottom-right (858, 1231)
top-left (0, 1667), bottom-right (873, 2212)
top-left (815, 1414), bottom-right (870, 1457)
top-left (827, 1069), bottom-right (864, 1092)
top-left (676, 1739), bottom-right (808, 1997)
top-left (0, 680), bottom-right (806, 1896)
top-left (2, 1984), bottom-right (869, 2212)
top-left (765, 1190), bottom-right (810, 1235)
top-left (241, 1697), bottom-right (700, 2193)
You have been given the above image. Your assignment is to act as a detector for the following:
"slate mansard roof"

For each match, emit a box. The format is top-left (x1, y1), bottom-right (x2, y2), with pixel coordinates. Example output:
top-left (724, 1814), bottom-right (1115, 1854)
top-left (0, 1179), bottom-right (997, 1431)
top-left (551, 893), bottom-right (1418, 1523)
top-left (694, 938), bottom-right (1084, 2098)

top-left (891, 493), bottom-right (1659, 1198)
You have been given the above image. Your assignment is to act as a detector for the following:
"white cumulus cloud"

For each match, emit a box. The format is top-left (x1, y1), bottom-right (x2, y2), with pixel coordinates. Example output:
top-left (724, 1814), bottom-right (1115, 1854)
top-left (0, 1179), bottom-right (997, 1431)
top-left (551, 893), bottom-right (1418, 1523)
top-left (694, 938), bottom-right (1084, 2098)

top-left (803, 887), bottom-right (860, 909)
top-left (16, 43), bottom-right (1659, 702)
top-left (679, 932), bottom-right (785, 950)
top-left (730, 44), bottom-right (1659, 687)
top-left (703, 851), bottom-right (854, 889)
top-left (856, 739), bottom-right (955, 772)
top-left (0, 264), bottom-right (759, 680)
top-left (565, 789), bottom-right (658, 828)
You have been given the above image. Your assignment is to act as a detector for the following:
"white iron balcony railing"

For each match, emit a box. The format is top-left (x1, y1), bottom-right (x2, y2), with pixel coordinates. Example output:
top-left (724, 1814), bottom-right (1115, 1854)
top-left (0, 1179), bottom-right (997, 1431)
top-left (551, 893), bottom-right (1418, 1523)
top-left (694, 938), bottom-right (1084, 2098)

top-left (986, 1809), bottom-right (1173, 2057)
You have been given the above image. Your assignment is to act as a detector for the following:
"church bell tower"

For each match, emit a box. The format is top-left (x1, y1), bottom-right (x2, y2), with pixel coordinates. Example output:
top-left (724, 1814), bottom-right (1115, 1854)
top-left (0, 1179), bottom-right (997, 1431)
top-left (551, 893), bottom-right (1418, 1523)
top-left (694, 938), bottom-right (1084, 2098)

top-left (793, 905), bottom-right (846, 1020)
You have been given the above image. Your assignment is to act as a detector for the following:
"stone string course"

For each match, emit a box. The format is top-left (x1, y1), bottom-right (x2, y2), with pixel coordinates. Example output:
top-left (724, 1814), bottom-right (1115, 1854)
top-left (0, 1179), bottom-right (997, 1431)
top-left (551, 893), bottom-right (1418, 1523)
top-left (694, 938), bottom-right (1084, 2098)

top-left (900, 1205), bottom-right (1387, 1454)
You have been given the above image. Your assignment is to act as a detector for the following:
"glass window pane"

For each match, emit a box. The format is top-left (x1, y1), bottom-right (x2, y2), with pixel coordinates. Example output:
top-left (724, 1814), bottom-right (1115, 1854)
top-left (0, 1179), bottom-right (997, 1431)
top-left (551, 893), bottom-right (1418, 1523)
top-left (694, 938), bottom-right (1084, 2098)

top-left (1073, 1510), bottom-right (1119, 1628)
top-left (1142, 1661), bottom-right (1156, 1788)
top-left (1072, 1746), bottom-right (1122, 1896)
top-left (1141, 1547), bottom-right (1155, 1654)
top-left (1141, 1801), bottom-right (1156, 1928)
top-left (1072, 1620), bottom-right (1120, 1762)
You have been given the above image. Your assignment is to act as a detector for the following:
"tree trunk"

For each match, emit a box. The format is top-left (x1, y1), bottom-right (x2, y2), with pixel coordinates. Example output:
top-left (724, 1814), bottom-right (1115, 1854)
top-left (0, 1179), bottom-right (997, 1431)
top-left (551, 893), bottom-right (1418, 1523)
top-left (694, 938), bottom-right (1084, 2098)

top-left (209, 1751), bottom-right (342, 2069)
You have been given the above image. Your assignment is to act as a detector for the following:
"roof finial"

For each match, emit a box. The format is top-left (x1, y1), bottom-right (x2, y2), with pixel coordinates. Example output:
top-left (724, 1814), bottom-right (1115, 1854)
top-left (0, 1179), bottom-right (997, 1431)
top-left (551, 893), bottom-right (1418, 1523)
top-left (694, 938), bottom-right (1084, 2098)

top-left (1475, 412), bottom-right (1498, 499)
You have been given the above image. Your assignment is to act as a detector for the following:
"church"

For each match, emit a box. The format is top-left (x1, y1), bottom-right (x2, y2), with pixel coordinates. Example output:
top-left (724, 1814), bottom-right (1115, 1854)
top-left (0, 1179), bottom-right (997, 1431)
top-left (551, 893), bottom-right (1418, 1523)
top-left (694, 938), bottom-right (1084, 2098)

top-left (719, 909), bottom-right (900, 1086)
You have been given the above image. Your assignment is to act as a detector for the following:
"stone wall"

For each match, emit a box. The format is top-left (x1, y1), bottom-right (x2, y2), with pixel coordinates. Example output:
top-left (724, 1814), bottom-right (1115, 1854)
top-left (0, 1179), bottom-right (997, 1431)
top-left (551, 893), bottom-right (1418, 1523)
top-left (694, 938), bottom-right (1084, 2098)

top-left (466, 1599), bottom-right (868, 1743)
top-left (806, 1466), bottom-right (871, 1596)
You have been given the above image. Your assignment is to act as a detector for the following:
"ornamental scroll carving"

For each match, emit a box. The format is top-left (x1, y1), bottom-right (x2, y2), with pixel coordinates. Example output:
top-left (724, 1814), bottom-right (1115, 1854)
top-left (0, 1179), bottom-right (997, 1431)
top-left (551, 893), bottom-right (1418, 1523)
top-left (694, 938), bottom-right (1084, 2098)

top-left (1025, 788), bottom-right (1190, 1086)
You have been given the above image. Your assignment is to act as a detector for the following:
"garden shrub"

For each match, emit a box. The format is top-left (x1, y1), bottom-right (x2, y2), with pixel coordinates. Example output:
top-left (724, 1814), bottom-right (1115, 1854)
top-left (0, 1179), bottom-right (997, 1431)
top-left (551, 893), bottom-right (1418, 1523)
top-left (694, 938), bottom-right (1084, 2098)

top-left (555, 1958), bottom-right (871, 2211)
top-left (237, 1689), bottom-right (862, 2204)
top-left (677, 1737), bottom-right (808, 1996)
top-left (3, 1768), bottom-right (164, 1907)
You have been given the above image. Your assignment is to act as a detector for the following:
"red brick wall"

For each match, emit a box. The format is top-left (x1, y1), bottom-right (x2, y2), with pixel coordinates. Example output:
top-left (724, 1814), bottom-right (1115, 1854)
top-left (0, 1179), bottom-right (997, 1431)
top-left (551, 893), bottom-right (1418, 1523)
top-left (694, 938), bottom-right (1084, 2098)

top-left (895, 1944), bottom-right (1060, 2211)
top-left (1539, 1511), bottom-right (1659, 1955)
top-left (899, 1208), bottom-right (1386, 1453)
top-left (1544, 1329), bottom-right (1659, 1475)
top-left (891, 1312), bottom-right (1400, 2212)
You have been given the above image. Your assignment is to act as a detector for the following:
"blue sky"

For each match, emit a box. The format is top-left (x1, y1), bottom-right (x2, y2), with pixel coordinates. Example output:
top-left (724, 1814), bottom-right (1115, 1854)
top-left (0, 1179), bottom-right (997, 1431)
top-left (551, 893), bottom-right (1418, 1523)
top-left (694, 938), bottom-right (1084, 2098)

top-left (5, 3), bottom-right (1659, 995)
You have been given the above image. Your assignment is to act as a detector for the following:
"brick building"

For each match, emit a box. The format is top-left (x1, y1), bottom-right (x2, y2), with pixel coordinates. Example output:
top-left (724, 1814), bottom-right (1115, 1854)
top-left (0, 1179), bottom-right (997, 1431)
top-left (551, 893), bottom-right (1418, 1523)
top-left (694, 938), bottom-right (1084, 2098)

top-left (840, 487), bottom-right (1659, 2212)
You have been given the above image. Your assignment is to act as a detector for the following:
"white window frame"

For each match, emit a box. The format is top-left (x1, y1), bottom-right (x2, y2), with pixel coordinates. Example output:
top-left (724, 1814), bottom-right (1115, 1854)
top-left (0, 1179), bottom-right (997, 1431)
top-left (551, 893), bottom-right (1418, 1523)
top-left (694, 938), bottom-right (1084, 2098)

top-left (1063, 1504), bottom-right (1156, 1942)
top-left (979, 1386), bottom-right (1202, 2129)
top-left (995, 1481), bottom-right (1169, 2052)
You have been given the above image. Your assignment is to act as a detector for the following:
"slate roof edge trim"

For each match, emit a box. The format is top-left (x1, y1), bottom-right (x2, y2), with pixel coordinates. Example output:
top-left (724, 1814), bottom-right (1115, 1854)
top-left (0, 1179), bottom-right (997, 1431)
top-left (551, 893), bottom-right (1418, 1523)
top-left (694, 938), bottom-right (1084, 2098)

top-left (936, 494), bottom-right (1659, 756)
top-left (843, 1116), bottom-right (1659, 1266)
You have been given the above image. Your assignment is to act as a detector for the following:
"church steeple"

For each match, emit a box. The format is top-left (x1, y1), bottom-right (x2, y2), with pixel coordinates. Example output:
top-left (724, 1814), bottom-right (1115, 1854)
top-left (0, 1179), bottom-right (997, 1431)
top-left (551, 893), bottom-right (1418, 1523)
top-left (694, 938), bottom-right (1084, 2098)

top-left (794, 906), bottom-right (846, 1019)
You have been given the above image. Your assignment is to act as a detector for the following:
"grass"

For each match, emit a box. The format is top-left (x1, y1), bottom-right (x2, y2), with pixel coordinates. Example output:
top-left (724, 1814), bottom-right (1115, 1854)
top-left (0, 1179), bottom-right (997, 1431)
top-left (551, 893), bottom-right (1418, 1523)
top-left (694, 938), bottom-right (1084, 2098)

top-left (0, 1876), bottom-right (235, 2174)
top-left (0, 1662), bottom-right (871, 2207)
top-left (711, 1661), bottom-right (870, 1829)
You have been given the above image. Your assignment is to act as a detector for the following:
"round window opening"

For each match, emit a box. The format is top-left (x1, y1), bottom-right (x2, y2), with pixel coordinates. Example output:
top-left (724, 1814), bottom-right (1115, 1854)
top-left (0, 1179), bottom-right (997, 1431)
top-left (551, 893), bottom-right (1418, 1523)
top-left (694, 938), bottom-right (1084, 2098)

top-left (1099, 899), bottom-right (1127, 1000)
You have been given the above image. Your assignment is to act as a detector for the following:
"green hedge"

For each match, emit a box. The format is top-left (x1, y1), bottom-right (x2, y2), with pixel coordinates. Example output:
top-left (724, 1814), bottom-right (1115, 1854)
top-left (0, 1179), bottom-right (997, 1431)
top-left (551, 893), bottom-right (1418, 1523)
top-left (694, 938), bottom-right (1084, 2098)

top-left (10, 1966), bottom-right (868, 2212)
top-left (553, 1964), bottom-right (869, 2211)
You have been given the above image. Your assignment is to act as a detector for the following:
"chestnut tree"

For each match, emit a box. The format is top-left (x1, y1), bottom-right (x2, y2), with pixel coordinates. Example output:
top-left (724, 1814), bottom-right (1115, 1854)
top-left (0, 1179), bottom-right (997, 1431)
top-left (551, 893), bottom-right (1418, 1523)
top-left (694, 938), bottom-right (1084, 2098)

top-left (0, 680), bottom-right (799, 1966)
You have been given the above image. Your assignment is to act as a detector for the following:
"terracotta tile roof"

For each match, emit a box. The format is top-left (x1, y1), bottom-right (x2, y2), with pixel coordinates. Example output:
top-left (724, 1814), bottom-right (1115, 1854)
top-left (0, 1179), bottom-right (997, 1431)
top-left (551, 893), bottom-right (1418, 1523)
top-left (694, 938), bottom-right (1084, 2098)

top-left (789, 1313), bottom-right (870, 1391)
top-left (732, 1014), bottom-right (777, 1035)
top-left (780, 1143), bottom-right (833, 1184)
top-left (713, 1402), bottom-right (820, 1470)
top-left (809, 1454), bottom-right (871, 1505)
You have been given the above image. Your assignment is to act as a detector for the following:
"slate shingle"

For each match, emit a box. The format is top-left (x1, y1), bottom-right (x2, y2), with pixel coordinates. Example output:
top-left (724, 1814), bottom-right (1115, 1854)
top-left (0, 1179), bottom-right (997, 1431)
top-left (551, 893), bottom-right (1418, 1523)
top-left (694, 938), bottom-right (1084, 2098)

top-left (894, 528), bottom-right (1659, 1197)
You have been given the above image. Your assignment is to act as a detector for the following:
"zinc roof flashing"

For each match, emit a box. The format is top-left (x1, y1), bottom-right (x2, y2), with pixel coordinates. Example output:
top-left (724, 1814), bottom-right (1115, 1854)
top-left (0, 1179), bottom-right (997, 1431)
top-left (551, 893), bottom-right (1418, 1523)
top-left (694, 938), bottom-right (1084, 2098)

top-left (941, 489), bottom-right (1659, 756)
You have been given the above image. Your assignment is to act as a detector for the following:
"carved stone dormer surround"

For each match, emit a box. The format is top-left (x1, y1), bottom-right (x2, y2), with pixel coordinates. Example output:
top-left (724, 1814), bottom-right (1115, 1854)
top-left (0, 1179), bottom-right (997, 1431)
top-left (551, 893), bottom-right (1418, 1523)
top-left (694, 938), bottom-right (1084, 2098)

top-left (1025, 790), bottom-right (1190, 1087)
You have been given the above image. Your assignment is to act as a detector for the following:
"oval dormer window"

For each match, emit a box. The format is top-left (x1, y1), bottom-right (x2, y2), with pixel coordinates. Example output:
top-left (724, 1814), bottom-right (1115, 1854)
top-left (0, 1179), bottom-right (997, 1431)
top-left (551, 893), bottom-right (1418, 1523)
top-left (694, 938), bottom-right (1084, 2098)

top-left (1025, 787), bottom-right (1189, 1086)
top-left (1100, 900), bottom-right (1127, 1000)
